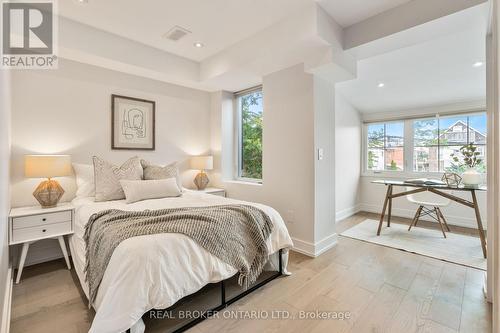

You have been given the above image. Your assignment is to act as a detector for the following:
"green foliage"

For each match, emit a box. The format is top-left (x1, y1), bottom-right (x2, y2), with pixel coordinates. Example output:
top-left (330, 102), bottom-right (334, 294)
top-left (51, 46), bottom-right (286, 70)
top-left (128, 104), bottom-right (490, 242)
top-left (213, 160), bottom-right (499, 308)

top-left (240, 92), bottom-right (263, 179)
top-left (367, 150), bottom-right (378, 170)
top-left (449, 143), bottom-right (484, 173)
top-left (368, 128), bottom-right (384, 148)
top-left (389, 160), bottom-right (397, 170)
top-left (414, 119), bottom-right (440, 146)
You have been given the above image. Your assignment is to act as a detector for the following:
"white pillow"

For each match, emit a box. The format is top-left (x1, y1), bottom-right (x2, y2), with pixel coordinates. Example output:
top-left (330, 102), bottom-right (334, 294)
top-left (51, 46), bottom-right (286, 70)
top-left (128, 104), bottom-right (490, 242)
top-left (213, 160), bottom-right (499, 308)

top-left (120, 178), bottom-right (181, 204)
top-left (72, 163), bottom-right (95, 198)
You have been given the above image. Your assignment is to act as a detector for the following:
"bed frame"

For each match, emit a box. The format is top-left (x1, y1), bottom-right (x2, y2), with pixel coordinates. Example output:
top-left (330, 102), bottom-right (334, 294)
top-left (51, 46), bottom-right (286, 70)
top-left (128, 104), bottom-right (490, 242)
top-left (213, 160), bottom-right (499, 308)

top-left (127, 249), bottom-right (283, 333)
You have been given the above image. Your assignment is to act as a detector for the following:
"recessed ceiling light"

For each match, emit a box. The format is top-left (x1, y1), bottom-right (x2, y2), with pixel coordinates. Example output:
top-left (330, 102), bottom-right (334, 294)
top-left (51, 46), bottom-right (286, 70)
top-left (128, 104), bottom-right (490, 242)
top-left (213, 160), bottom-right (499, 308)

top-left (473, 61), bottom-right (484, 67)
top-left (76, 0), bottom-right (88, 3)
top-left (378, 82), bottom-right (385, 88)
top-left (193, 42), bottom-right (204, 48)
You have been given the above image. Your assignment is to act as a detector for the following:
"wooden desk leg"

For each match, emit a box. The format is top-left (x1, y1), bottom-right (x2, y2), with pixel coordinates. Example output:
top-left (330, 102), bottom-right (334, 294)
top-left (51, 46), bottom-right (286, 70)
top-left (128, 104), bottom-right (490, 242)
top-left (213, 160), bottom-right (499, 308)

top-left (471, 190), bottom-right (487, 258)
top-left (387, 185), bottom-right (393, 227)
top-left (377, 185), bottom-right (392, 236)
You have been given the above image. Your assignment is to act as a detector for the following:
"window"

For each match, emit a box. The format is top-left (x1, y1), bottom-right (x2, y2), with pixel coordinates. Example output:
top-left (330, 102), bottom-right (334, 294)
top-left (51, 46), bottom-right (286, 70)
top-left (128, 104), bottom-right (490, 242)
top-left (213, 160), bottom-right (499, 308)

top-left (363, 112), bottom-right (487, 175)
top-left (367, 121), bottom-right (404, 171)
top-left (413, 114), bottom-right (486, 173)
top-left (236, 87), bottom-right (263, 180)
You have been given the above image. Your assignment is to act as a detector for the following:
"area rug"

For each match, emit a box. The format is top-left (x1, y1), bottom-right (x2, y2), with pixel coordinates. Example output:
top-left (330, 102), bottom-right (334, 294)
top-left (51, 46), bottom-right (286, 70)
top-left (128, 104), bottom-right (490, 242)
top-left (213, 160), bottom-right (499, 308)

top-left (340, 219), bottom-right (486, 270)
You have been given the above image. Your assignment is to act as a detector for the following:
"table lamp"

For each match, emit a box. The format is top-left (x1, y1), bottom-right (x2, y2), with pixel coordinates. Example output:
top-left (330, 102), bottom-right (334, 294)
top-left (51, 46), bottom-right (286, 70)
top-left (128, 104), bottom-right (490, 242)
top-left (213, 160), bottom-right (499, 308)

top-left (190, 156), bottom-right (213, 190)
top-left (25, 155), bottom-right (72, 208)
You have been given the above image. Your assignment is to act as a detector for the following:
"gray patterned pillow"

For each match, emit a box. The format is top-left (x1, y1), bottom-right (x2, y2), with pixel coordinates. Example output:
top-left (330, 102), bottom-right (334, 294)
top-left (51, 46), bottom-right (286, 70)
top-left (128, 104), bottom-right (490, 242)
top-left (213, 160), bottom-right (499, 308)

top-left (93, 156), bottom-right (143, 202)
top-left (141, 160), bottom-right (182, 191)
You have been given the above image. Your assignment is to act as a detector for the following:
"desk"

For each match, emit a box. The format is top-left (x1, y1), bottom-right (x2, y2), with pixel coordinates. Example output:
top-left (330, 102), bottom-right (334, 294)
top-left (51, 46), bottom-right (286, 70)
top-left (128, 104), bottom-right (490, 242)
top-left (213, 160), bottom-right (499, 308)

top-left (372, 180), bottom-right (487, 258)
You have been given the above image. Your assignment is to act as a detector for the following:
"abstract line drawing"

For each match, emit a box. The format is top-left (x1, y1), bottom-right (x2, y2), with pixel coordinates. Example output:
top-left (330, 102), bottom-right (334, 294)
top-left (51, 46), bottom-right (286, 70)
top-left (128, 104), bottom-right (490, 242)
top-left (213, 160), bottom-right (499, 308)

top-left (112, 94), bottom-right (155, 150)
top-left (122, 108), bottom-right (146, 139)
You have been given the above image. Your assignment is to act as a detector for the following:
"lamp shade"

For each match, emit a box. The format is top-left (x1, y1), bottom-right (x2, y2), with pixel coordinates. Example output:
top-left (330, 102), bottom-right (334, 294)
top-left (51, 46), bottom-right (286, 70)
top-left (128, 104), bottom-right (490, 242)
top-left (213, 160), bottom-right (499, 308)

top-left (190, 156), bottom-right (213, 170)
top-left (25, 155), bottom-right (72, 178)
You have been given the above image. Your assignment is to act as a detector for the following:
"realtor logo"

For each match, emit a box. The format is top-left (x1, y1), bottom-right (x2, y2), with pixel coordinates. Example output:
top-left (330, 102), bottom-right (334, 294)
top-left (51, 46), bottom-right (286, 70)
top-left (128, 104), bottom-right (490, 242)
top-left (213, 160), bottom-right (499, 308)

top-left (1, 0), bottom-right (58, 69)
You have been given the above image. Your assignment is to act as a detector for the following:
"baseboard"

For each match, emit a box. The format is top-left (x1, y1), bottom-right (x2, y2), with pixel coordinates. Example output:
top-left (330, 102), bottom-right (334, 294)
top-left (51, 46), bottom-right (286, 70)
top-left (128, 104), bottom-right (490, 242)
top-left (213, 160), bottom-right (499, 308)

top-left (336, 204), bottom-right (361, 222)
top-left (359, 203), bottom-right (483, 229)
top-left (292, 233), bottom-right (338, 257)
top-left (1, 265), bottom-right (12, 333)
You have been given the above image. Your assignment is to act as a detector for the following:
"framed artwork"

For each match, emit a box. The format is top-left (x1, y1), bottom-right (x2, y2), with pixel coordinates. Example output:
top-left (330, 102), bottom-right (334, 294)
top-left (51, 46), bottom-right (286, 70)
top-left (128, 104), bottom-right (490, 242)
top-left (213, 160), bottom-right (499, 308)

top-left (111, 94), bottom-right (155, 150)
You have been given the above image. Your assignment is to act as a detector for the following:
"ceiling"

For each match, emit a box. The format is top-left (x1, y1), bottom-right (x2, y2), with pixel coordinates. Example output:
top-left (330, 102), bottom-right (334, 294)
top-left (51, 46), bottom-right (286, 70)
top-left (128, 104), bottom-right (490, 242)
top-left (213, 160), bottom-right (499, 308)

top-left (336, 25), bottom-right (487, 114)
top-left (59, 0), bottom-right (416, 62)
top-left (59, 0), bottom-right (312, 62)
top-left (317, 0), bottom-right (412, 27)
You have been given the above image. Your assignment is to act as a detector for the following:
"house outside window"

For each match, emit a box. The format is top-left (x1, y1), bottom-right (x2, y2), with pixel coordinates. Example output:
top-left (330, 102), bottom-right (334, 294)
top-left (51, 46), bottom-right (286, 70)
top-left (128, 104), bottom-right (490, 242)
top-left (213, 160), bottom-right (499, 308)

top-left (413, 114), bottom-right (486, 173)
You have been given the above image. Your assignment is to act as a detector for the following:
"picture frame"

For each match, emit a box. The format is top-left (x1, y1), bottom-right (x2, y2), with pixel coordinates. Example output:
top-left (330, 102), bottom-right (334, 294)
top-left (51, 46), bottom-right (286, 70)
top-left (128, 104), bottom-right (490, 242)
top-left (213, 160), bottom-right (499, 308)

top-left (111, 94), bottom-right (155, 150)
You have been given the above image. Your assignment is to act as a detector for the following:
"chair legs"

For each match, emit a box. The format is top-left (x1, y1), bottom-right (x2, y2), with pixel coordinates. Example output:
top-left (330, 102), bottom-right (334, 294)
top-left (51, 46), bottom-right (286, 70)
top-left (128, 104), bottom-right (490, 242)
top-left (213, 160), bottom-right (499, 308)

top-left (408, 205), bottom-right (449, 238)
top-left (408, 205), bottom-right (423, 231)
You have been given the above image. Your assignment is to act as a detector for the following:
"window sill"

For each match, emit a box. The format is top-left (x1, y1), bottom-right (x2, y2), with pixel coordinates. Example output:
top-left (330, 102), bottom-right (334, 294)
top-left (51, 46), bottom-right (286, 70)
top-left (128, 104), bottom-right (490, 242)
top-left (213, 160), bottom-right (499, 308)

top-left (224, 179), bottom-right (263, 186)
top-left (361, 171), bottom-right (486, 179)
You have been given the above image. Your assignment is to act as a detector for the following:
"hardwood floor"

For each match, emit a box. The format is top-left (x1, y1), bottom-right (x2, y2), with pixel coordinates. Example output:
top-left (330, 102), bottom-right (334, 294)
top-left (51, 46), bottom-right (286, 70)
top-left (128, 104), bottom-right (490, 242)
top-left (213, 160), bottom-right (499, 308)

top-left (10, 212), bottom-right (492, 333)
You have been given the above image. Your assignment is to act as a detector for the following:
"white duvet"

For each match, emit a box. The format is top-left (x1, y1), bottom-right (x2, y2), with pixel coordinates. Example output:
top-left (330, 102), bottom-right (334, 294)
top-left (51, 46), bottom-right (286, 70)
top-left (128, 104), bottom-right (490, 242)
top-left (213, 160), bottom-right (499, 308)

top-left (69, 191), bottom-right (293, 333)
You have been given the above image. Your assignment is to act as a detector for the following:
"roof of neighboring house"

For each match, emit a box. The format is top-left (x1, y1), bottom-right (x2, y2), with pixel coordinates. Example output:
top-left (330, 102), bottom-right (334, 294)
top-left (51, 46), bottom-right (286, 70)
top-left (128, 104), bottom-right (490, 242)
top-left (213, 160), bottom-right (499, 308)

top-left (439, 120), bottom-right (486, 140)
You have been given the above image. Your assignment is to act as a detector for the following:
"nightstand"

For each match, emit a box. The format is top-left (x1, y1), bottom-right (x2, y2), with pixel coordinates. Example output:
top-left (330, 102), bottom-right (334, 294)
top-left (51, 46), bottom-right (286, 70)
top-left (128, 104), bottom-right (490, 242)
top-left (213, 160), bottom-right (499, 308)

top-left (9, 203), bottom-right (74, 283)
top-left (195, 187), bottom-right (226, 197)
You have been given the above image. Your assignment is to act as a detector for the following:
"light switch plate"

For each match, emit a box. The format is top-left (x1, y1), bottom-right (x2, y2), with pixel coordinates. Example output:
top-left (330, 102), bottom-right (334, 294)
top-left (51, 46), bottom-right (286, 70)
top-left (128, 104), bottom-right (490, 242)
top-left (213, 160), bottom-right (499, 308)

top-left (318, 148), bottom-right (324, 160)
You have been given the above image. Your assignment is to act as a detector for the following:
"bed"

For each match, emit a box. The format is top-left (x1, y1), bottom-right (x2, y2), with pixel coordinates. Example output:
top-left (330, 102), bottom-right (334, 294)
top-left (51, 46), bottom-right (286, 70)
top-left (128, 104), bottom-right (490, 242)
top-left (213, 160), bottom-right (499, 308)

top-left (69, 190), bottom-right (294, 333)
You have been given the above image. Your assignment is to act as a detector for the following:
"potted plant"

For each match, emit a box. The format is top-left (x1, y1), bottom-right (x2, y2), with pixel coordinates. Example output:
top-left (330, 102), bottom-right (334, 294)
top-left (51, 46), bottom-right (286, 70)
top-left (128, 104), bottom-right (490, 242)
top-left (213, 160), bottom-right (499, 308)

top-left (450, 143), bottom-right (483, 186)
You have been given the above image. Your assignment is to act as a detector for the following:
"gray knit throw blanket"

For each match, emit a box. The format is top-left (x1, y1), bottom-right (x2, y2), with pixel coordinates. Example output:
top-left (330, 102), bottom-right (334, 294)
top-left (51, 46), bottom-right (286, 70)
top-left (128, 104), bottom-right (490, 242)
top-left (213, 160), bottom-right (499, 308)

top-left (84, 205), bottom-right (274, 307)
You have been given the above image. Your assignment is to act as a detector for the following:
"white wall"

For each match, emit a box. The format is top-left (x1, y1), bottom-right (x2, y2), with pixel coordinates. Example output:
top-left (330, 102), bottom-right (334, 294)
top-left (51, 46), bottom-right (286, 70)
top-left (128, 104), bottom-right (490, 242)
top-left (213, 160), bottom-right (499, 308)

top-left (211, 65), bottom-right (316, 250)
top-left (211, 64), bottom-right (339, 256)
top-left (0, 69), bottom-right (12, 330)
top-left (313, 76), bottom-right (337, 250)
top-left (10, 59), bottom-right (212, 266)
top-left (218, 64), bottom-right (317, 248)
top-left (11, 59), bottom-right (212, 208)
top-left (334, 93), bottom-right (361, 221)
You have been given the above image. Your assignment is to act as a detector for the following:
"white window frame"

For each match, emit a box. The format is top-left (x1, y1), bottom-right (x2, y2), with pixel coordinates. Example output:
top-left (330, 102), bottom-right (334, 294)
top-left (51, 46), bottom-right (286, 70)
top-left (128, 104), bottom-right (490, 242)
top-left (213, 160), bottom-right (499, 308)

top-left (234, 86), bottom-right (263, 184)
top-left (362, 111), bottom-right (487, 178)
top-left (362, 120), bottom-right (407, 176)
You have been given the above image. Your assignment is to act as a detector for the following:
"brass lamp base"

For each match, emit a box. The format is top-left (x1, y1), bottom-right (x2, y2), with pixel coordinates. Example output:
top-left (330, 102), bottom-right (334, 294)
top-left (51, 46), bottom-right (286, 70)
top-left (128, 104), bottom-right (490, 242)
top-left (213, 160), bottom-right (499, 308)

top-left (193, 171), bottom-right (209, 190)
top-left (33, 178), bottom-right (65, 208)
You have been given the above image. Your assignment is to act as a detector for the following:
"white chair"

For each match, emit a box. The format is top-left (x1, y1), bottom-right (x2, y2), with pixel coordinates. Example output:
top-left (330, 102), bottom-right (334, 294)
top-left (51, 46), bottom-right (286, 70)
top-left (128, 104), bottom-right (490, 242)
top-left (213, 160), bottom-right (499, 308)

top-left (406, 187), bottom-right (452, 238)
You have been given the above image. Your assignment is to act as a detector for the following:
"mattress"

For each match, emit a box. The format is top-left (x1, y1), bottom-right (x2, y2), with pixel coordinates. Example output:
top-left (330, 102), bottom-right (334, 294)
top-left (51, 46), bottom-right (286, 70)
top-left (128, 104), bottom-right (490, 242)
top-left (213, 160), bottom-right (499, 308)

top-left (69, 191), bottom-right (293, 333)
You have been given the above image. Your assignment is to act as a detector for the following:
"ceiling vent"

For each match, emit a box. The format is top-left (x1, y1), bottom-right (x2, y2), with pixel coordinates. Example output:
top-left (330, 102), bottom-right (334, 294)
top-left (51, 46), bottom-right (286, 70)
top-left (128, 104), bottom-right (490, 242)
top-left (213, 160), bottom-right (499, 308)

top-left (163, 26), bottom-right (191, 41)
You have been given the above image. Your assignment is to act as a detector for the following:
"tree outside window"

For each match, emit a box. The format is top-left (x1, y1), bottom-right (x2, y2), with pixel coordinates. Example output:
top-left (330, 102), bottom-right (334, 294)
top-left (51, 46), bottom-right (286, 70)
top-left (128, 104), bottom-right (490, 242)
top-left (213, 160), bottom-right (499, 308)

top-left (367, 122), bottom-right (404, 171)
top-left (239, 90), bottom-right (263, 180)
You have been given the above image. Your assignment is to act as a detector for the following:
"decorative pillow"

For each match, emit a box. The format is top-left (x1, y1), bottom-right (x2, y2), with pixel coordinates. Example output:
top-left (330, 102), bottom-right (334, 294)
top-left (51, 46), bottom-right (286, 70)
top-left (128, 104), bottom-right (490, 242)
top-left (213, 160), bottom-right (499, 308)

top-left (141, 160), bottom-right (182, 191)
top-left (120, 178), bottom-right (181, 204)
top-left (93, 156), bottom-right (143, 202)
top-left (73, 163), bottom-right (95, 198)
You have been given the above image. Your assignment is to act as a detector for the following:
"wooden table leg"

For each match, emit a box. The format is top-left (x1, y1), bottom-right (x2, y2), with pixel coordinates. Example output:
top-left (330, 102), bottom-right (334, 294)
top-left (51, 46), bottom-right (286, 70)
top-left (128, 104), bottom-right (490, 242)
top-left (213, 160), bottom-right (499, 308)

top-left (434, 207), bottom-right (447, 238)
top-left (377, 185), bottom-right (392, 236)
top-left (387, 185), bottom-right (393, 227)
top-left (471, 190), bottom-right (487, 258)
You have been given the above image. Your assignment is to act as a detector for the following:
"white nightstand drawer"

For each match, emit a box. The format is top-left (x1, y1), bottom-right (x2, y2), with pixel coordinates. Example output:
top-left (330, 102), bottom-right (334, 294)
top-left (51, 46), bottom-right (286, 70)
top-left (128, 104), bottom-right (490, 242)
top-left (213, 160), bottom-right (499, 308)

top-left (12, 221), bottom-right (72, 243)
top-left (12, 211), bottom-right (72, 230)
